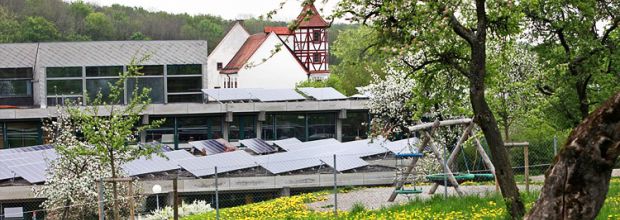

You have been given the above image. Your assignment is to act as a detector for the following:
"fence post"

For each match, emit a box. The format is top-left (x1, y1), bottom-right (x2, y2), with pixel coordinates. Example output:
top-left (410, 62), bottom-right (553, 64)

top-left (215, 166), bottom-right (220, 220)
top-left (553, 135), bottom-right (558, 156)
top-left (173, 177), bottom-right (179, 220)
top-left (524, 144), bottom-right (530, 193)
top-left (333, 154), bottom-right (337, 217)
top-left (98, 178), bottom-right (105, 220)
top-left (129, 181), bottom-right (135, 220)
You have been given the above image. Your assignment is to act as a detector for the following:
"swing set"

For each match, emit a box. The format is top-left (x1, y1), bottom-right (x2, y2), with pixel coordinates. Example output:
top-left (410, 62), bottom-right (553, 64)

top-left (388, 118), bottom-right (497, 202)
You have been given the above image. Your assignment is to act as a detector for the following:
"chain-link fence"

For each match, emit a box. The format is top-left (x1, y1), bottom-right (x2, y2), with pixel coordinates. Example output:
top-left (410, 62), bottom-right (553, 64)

top-left (0, 135), bottom-right (563, 220)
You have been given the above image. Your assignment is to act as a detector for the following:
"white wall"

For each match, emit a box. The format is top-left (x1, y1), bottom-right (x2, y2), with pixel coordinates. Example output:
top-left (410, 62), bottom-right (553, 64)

top-left (237, 33), bottom-right (308, 89)
top-left (206, 22), bottom-right (250, 88)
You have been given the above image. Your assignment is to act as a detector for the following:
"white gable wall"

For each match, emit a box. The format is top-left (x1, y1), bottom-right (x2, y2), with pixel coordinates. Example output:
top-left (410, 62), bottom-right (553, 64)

top-left (207, 22), bottom-right (250, 88)
top-left (236, 33), bottom-right (308, 89)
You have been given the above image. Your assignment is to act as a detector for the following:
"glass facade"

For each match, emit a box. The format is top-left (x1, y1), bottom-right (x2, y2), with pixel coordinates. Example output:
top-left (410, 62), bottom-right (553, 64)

top-left (342, 111), bottom-right (370, 142)
top-left (46, 64), bottom-right (203, 105)
top-left (0, 68), bottom-right (34, 106)
top-left (1, 121), bottom-right (42, 149)
top-left (145, 116), bottom-right (222, 149)
top-left (307, 113), bottom-right (336, 141)
top-left (228, 115), bottom-right (256, 142)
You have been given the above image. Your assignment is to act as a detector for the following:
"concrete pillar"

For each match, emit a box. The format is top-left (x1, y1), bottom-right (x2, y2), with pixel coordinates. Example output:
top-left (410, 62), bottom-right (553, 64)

top-left (256, 121), bottom-right (262, 139)
top-left (336, 119), bottom-right (343, 142)
top-left (222, 122), bottom-right (229, 141)
top-left (280, 187), bottom-right (291, 197)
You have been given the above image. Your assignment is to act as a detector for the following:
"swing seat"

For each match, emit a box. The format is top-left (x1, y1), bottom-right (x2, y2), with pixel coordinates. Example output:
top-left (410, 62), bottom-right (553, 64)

top-left (473, 173), bottom-right (495, 181)
top-left (425, 173), bottom-right (475, 186)
top-left (395, 153), bottom-right (424, 158)
top-left (395, 189), bottom-right (423, 194)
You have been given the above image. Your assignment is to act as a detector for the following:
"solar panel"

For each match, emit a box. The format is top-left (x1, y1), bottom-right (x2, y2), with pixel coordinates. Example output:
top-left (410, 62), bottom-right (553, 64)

top-left (281, 138), bottom-right (340, 151)
top-left (251, 89), bottom-right (306, 102)
top-left (9, 161), bottom-right (48, 183)
top-left (0, 145), bottom-right (53, 155)
top-left (240, 138), bottom-right (276, 154)
top-left (163, 150), bottom-right (195, 160)
top-left (320, 155), bottom-right (369, 172)
top-left (255, 153), bottom-right (324, 174)
top-left (298, 87), bottom-right (347, 100)
top-left (202, 88), bottom-right (257, 102)
top-left (272, 138), bottom-right (302, 150)
top-left (177, 150), bottom-right (257, 176)
top-left (122, 154), bottom-right (181, 176)
top-left (189, 139), bottom-right (231, 155)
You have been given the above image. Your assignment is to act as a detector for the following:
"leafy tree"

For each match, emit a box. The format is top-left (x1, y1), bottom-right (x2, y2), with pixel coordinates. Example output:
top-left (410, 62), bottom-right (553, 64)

top-left (68, 0), bottom-right (93, 34)
top-left (129, 32), bottom-right (151, 40)
top-left (523, 0), bottom-right (620, 128)
top-left (0, 7), bottom-right (20, 43)
top-left (331, 0), bottom-right (526, 217)
top-left (19, 16), bottom-right (61, 42)
top-left (65, 58), bottom-right (163, 219)
top-left (84, 12), bottom-right (114, 40)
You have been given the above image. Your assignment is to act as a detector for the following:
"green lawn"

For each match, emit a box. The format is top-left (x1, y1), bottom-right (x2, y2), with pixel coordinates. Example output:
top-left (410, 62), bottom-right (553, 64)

top-left (184, 178), bottom-right (620, 219)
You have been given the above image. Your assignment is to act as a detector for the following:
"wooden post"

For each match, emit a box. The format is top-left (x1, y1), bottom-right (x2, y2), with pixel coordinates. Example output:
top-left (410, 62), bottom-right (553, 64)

top-left (524, 144), bottom-right (530, 193)
top-left (473, 136), bottom-right (498, 191)
top-left (428, 122), bottom-right (475, 194)
top-left (128, 182), bottom-right (135, 220)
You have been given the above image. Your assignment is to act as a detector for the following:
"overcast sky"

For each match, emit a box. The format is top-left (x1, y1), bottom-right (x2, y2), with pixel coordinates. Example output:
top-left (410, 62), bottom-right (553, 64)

top-left (65, 0), bottom-right (340, 22)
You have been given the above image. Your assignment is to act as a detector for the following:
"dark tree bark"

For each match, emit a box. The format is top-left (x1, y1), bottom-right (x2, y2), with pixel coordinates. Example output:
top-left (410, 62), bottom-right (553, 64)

top-left (527, 92), bottom-right (620, 219)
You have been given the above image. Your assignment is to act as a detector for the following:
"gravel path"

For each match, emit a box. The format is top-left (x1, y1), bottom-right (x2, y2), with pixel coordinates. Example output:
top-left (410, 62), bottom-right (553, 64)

top-left (307, 185), bottom-right (542, 211)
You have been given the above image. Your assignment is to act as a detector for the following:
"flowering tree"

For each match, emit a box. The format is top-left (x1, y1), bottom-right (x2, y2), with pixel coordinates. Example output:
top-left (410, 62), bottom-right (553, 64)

top-left (37, 58), bottom-right (163, 220)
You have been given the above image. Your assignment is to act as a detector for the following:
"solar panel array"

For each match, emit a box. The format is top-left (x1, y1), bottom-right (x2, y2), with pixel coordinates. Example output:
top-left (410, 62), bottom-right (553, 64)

top-left (0, 136), bottom-right (426, 183)
top-left (202, 88), bottom-right (306, 102)
top-left (298, 87), bottom-right (348, 100)
top-left (240, 138), bottom-right (276, 154)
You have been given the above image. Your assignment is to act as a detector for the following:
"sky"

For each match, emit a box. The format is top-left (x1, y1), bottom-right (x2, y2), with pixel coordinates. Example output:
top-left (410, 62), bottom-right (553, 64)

top-left (66, 0), bottom-right (341, 22)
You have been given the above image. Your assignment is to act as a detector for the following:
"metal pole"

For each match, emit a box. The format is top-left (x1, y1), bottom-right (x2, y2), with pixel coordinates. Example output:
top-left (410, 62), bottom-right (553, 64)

top-left (98, 178), bottom-right (105, 220)
top-left (215, 166), bottom-right (220, 220)
top-left (443, 144), bottom-right (448, 199)
top-left (156, 195), bottom-right (160, 210)
top-left (525, 145), bottom-right (530, 193)
top-left (333, 154), bottom-right (337, 217)
top-left (173, 177), bottom-right (178, 220)
top-left (553, 135), bottom-right (558, 156)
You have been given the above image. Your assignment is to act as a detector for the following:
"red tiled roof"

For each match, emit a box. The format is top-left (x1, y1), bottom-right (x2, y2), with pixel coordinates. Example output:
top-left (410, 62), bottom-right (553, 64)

top-left (296, 3), bottom-right (329, 28)
top-left (264, 26), bottom-right (293, 35)
top-left (220, 33), bottom-right (268, 74)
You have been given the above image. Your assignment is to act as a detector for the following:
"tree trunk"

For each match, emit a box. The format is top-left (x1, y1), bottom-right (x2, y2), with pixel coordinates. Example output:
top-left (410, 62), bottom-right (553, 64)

top-left (110, 151), bottom-right (120, 220)
top-left (527, 92), bottom-right (620, 219)
top-left (469, 39), bottom-right (525, 218)
top-left (576, 79), bottom-right (590, 120)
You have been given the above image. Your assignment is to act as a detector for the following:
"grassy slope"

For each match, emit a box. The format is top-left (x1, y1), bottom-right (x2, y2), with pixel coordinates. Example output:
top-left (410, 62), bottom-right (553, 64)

top-left (183, 179), bottom-right (620, 219)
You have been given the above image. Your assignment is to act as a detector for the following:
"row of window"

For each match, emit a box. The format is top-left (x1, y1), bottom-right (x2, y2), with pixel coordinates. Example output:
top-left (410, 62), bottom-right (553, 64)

top-left (46, 65), bottom-right (203, 105)
top-left (0, 112), bottom-right (369, 149)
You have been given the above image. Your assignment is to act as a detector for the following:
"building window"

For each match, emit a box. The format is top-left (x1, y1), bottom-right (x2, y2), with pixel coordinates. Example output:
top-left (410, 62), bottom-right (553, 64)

top-left (307, 113), bottom-right (336, 141)
top-left (275, 114), bottom-right (306, 141)
top-left (312, 30), bottom-right (321, 42)
top-left (86, 66), bottom-right (123, 77)
top-left (313, 53), bottom-right (321, 63)
top-left (342, 111), bottom-right (369, 142)
top-left (166, 64), bottom-right (203, 103)
top-left (145, 116), bottom-right (222, 149)
top-left (128, 65), bottom-right (164, 104)
top-left (217, 62), bottom-right (223, 70)
top-left (46, 67), bottom-right (83, 106)
top-left (0, 68), bottom-right (34, 106)
top-left (228, 115), bottom-right (256, 142)
top-left (3, 121), bottom-right (42, 149)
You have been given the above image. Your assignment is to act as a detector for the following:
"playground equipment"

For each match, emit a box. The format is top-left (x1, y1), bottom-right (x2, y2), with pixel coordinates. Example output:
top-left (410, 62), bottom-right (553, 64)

top-left (394, 152), bottom-right (424, 195)
top-left (388, 118), bottom-right (498, 202)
